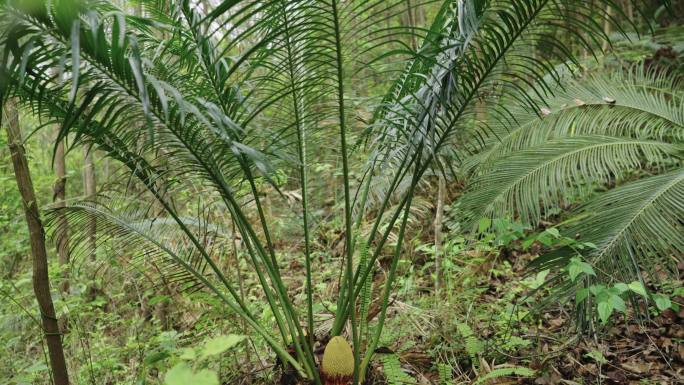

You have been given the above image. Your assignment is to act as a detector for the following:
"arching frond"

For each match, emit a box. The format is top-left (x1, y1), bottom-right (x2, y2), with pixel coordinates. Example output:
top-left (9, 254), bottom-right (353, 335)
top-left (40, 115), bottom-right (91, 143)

top-left (45, 200), bottom-right (226, 293)
top-left (465, 66), bottom-right (684, 175)
top-left (459, 136), bottom-right (681, 227)
top-left (532, 169), bottom-right (684, 284)
top-left (366, 0), bottom-right (643, 175)
top-left (351, 1), bottom-right (648, 290)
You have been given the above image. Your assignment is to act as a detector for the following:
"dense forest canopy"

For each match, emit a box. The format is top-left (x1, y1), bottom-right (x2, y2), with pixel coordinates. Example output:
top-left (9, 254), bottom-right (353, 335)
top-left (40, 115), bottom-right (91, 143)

top-left (0, 0), bottom-right (683, 384)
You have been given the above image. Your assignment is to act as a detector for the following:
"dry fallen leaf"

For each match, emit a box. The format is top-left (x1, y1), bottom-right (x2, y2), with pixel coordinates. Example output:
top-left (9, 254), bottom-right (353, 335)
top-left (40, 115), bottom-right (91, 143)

top-left (621, 361), bottom-right (651, 374)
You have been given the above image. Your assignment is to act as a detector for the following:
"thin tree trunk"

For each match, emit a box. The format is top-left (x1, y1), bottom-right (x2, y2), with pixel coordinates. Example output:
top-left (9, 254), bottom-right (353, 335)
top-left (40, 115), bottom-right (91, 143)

top-left (602, 4), bottom-right (614, 52)
top-left (53, 136), bottom-right (70, 293)
top-left (82, 145), bottom-right (96, 260)
top-left (3, 100), bottom-right (70, 385)
top-left (414, 2), bottom-right (424, 27)
top-left (405, 0), bottom-right (418, 50)
top-left (623, 0), bottom-right (633, 21)
top-left (433, 173), bottom-right (445, 296)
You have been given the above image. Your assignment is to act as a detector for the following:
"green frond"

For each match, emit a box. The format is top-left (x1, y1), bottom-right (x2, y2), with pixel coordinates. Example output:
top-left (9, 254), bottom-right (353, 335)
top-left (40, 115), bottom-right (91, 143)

top-left (466, 66), bottom-right (684, 175)
top-left (535, 169), bottom-right (684, 283)
top-left (380, 354), bottom-right (416, 385)
top-left (459, 136), bottom-right (681, 228)
top-left (45, 200), bottom-right (225, 292)
top-left (42, 199), bottom-right (306, 373)
top-left (368, 0), bottom-right (642, 173)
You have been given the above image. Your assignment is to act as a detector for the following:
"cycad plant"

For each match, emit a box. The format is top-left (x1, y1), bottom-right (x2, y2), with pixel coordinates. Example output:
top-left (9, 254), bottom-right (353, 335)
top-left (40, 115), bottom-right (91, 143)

top-left (457, 65), bottom-right (683, 324)
top-left (0, 0), bottom-right (661, 382)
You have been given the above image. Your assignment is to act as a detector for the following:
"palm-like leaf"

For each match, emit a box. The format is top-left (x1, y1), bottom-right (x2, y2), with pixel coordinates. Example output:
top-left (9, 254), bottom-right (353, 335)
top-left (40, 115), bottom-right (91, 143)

top-left (532, 169), bottom-right (684, 281)
top-left (457, 67), bottom-right (684, 228)
top-left (45, 200), bottom-right (227, 294)
top-left (465, 67), bottom-right (684, 175)
top-left (1, 0), bottom-right (431, 379)
top-left (455, 65), bottom-right (683, 321)
top-left (460, 135), bottom-right (681, 226)
top-left (345, 1), bottom-right (650, 367)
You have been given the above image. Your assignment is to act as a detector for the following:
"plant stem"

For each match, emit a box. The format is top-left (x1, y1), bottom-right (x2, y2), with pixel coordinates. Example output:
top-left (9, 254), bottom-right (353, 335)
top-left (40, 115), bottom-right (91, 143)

top-left (280, 1), bottom-right (315, 353)
top-left (330, 0), bottom-right (360, 380)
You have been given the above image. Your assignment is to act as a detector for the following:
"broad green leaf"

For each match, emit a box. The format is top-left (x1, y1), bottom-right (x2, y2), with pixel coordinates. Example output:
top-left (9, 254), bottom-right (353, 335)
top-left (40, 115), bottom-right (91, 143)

top-left (589, 284), bottom-right (606, 295)
top-left (610, 295), bottom-right (626, 313)
top-left (537, 233), bottom-right (554, 247)
top-left (628, 281), bottom-right (647, 297)
top-left (545, 228), bottom-right (560, 238)
top-left (575, 288), bottom-right (589, 303)
top-left (522, 237), bottom-right (536, 250)
top-left (579, 262), bottom-right (595, 277)
top-left (597, 301), bottom-right (613, 324)
top-left (585, 350), bottom-right (608, 364)
top-left (568, 258), bottom-right (596, 282)
top-left (568, 264), bottom-right (582, 282)
top-left (607, 286), bottom-right (621, 296)
top-left (568, 258), bottom-right (595, 282)
top-left (201, 334), bottom-right (246, 359)
top-left (653, 294), bottom-right (672, 311)
top-left (165, 363), bottom-right (218, 385)
top-left (536, 269), bottom-right (550, 282)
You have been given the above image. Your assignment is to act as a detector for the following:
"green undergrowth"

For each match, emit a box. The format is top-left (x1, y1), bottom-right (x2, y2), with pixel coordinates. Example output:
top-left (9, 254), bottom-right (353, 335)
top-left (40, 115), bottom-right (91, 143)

top-left (369, 218), bottom-right (681, 384)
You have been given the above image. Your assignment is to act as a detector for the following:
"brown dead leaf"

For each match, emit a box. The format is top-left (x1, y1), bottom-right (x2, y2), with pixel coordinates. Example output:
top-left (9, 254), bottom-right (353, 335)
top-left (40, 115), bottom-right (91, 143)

top-left (534, 371), bottom-right (562, 385)
top-left (621, 361), bottom-right (652, 374)
top-left (548, 317), bottom-right (565, 328)
top-left (605, 370), bottom-right (627, 384)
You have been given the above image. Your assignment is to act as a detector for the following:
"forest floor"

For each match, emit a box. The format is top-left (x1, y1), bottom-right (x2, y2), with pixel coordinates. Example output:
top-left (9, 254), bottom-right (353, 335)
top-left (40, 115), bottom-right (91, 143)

top-left (259, 221), bottom-right (684, 385)
top-left (357, 246), bottom-right (684, 385)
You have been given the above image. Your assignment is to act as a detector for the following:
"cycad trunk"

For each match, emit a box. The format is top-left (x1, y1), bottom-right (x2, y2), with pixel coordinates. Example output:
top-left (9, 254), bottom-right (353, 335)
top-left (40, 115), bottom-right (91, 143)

top-left (4, 100), bottom-right (70, 385)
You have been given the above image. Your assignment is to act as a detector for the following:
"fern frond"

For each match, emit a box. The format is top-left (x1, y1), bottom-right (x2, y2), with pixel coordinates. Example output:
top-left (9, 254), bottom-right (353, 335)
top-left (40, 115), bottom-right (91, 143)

top-left (45, 200), bottom-right (223, 292)
top-left (456, 322), bottom-right (483, 361)
top-left (380, 354), bottom-right (416, 385)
